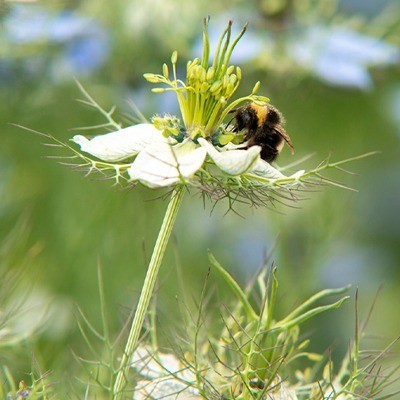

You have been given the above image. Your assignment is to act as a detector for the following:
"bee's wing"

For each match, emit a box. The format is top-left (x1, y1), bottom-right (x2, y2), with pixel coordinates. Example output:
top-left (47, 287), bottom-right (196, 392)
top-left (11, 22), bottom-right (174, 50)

top-left (275, 126), bottom-right (294, 154)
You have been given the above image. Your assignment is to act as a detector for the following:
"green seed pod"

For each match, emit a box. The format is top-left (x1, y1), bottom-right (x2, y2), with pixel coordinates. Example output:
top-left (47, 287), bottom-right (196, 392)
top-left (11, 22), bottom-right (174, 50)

top-left (171, 50), bottom-right (178, 64)
top-left (251, 81), bottom-right (261, 94)
top-left (143, 73), bottom-right (161, 83)
top-left (162, 63), bottom-right (169, 79)
top-left (253, 95), bottom-right (270, 104)
top-left (152, 88), bottom-right (166, 93)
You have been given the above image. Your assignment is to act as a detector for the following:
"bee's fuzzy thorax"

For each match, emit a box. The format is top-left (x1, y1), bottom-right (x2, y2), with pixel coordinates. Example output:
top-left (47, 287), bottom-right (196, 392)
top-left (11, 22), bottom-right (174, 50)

top-left (249, 103), bottom-right (268, 126)
top-left (232, 102), bottom-right (294, 163)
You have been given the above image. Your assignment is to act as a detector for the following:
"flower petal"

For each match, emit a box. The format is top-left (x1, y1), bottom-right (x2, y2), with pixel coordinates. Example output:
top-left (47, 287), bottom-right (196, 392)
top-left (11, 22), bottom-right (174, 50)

top-left (198, 138), bottom-right (260, 175)
top-left (289, 169), bottom-right (305, 180)
top-left (249, 159), bottom-right (286, 179)
top-left (132, 346), bottom-right (201, 399)
top-left (220, 141), bottom-right (249, 151)
top-left (128, 139), bottom-right (207, 188)
top-left (134, 378), bottom-right (201, 400)
top-left (72, 123), bottom-right (167, 162)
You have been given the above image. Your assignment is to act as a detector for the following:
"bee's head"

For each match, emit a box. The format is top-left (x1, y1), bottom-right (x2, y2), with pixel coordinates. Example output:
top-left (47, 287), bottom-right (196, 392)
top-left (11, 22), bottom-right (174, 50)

top-left (237, 105), bottom-right (253, 125)
top-left (230, 104), bottom-right (256, 132)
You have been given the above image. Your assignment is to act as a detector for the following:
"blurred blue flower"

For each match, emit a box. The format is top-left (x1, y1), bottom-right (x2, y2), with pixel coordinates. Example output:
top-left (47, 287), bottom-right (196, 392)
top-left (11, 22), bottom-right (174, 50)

top-left (2, 5), bottom-right (110, 82)
top-left (4, 5), bottom-right (49, 44)
top-left (320, 243), bottom-right (393, 287)
top-left (288, 25), bottom-right (400, 89)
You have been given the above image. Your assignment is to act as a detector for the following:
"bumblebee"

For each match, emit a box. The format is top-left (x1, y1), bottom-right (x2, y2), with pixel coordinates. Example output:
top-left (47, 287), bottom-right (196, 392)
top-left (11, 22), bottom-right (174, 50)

top-left (231, 102), bottom-right (294, 163)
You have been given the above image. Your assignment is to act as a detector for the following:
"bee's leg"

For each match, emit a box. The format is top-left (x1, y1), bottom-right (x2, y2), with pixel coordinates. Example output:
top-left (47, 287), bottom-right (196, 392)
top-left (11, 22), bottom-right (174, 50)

top-left (243, 129), bottom-right (252, 140)
top-left (226, 114), bottom-right (237, 131)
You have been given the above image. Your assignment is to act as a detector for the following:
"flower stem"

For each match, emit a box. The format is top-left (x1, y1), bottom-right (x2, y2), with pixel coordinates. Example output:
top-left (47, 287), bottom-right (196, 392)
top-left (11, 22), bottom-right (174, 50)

top-left (112, 187), bottom-right (185, 399)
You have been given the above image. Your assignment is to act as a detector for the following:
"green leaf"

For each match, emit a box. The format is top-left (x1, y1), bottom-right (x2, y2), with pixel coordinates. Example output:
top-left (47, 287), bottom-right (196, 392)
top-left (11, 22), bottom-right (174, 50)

top-left (281, 285), bottom-right (351, 324)
top-left (208, 251), bottom-right (257, 321)
top-left (277, 296), bottom-right (350, 330)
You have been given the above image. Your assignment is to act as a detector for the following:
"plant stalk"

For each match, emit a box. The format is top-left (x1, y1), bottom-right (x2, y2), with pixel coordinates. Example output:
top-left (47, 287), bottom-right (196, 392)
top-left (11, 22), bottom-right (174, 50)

top-left (112, 187), bottom-right (185, 399)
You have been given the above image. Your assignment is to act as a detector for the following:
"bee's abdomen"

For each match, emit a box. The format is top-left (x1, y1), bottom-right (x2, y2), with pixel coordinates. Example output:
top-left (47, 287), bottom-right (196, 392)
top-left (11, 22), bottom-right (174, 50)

top-left (260, 145), bottom-right (280, 162)
top-left (250, 129), bottom-right (284, 162)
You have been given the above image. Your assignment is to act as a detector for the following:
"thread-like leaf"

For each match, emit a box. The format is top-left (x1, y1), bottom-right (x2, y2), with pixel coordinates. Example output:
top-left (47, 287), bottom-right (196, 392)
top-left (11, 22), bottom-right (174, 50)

top-left (208, 251), bottom-right (257, 321)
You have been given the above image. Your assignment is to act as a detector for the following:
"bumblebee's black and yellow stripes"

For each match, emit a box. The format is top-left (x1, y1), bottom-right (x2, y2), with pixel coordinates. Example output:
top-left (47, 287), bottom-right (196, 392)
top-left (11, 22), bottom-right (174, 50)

top-left (232, 103), bottom-right (294, 163)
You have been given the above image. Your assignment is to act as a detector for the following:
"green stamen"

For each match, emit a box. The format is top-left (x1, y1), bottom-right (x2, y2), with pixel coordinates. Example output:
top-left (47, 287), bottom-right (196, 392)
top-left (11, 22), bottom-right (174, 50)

top-left (145, 19), bottom-right (265, 138)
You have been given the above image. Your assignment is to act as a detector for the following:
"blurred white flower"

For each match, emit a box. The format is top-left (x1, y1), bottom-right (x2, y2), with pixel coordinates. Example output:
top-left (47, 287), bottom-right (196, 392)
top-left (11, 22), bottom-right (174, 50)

top-left (132, 346), bottom-right (202, 399)
top-left (73, 123), bottom-right (292, 189)
top-left (268, 383), bottom-right (298, 400)
top-left (289, 25), bottom-right (400, 89)
top-left (132, 346), bottom-right (299, 399)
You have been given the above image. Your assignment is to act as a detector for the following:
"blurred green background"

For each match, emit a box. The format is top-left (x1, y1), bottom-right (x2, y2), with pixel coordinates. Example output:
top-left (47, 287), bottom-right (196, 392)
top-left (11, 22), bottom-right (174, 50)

top-left (1, 0), bottom-right (399, 394)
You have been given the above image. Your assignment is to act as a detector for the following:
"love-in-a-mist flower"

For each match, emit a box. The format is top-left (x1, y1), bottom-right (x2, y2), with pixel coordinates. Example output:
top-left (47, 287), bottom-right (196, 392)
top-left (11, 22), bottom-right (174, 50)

top-left (33, 18), bottom-right (375, 400)
top-left (68, 19), bottom-right (320, 207)
top-left (72, 120), bottom-right (288, 188)
top-left (65, 18), bottom-right (367, 208)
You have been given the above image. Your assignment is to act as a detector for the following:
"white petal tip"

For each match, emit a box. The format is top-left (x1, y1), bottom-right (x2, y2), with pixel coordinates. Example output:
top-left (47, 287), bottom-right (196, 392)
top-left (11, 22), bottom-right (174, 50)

top-left (290, 170), bottom-right (306, 179)
top-left (70, 124), bottom-right (168, 162)
top-left (199, 138), bottom-right (261, 175)
top-left (72, 135), bottom-right (87, 146)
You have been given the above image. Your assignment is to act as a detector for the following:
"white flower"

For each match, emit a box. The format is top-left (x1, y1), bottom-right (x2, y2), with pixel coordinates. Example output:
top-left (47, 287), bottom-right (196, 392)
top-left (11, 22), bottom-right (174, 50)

top-left (128, 139), bottom-right (207, 188)
top-left (198, 137), bottom-right (261, 175)
top-left (72, 123), bottom-right (169, 162)
top-left (132, 346), bottom-right (202, 400)
top-left (251, 158), bottom-right (286, 179)
top-left (132, 346), bottom-right (299, 400)
top-left (72, 123), bottom-right (294, 189)
top-left (267, 382), bottom-right (298, 400)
